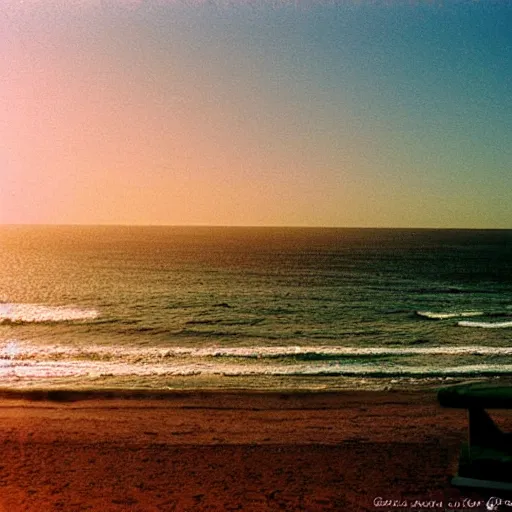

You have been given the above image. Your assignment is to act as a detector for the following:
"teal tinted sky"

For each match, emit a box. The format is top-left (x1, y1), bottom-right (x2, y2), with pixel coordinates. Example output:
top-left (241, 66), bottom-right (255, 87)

top-left (2, 0), bottom-right (511, 227)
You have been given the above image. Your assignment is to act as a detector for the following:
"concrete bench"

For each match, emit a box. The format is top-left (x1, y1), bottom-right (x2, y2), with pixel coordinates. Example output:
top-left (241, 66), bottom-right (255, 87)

top-left (438, 383), bottom-right (512, 492)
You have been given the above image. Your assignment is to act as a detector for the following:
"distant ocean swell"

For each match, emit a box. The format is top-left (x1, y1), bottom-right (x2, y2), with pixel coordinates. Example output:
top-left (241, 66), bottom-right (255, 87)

top-left (415, 310), bottom-right (512, 328)
top-left (412, 287), bottom-right (500, 295)
top-left (2, 303), bottom-right (512, 329)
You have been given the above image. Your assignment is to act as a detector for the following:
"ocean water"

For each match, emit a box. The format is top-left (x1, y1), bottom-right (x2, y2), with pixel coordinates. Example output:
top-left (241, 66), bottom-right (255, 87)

top-left (1, 226), bottom-right (511, 391)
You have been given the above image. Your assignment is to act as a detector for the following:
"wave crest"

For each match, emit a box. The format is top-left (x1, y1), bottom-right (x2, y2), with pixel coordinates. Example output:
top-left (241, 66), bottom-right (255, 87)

top-left (0, 304), bottom-right (99, 324)
top-left (4, 342), bottom-right (512, 362)
top-left (458, 320), bottom-right (512, 329)
top-left (416, 311), bottom-right (484, 320)
top-left (3, 342), bottom-right (512, 384)
top-left (2, 360), bottom-right (512, 381)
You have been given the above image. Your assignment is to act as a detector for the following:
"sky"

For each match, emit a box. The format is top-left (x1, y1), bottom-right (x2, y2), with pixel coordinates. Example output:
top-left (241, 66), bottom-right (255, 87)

top-left (1, 0), bottom-right (511, 228)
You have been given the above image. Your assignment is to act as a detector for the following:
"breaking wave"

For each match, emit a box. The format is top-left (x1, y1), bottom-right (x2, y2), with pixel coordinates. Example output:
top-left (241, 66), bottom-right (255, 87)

top-left (3, 342), bottom-right (512, 362)
top-left (458, 320), bottom-right (512, 329)
top-left (416, 311), bottom-right (484, 320)
top-left (1, 359), bottom-right (512, 381)
top-left (2, 341), bottom-right (512, 385)
top-left (0, 304), bottom-right (99, 324)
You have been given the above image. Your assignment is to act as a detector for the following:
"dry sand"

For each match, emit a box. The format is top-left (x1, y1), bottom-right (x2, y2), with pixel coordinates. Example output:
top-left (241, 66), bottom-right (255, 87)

top-left (0, 389), bottom-right (510, 511)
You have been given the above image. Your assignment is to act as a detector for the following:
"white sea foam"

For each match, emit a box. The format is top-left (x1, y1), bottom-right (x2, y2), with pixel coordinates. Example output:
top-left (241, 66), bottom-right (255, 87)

top-left (161, 345), bottom-right (512, 357)
top-left (457, 321), bottom-right (512, 329)
top-left (0, 304), bottom-right (99, 323)
top-left (1, 359), bottom-right (512, 381)
top-left (2, 341), bottom-right (512, 384)
top-left (3, 341), bottom-right (512, 362)
top-left (416, 311), bottom-right (484, 320)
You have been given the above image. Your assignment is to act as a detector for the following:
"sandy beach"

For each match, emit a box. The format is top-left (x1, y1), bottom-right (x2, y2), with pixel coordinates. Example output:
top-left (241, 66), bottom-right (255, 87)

top-left (1, 388), bottom-right (510, 511)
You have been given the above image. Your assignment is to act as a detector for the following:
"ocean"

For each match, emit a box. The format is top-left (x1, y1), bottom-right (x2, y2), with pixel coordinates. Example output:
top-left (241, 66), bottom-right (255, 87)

top-left (1, 226), bottom-right (511, 391)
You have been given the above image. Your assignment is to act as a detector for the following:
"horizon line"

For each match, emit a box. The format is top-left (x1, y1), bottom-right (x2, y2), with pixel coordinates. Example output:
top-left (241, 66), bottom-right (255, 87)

top-left (1, 223), bottom-right (511, 231)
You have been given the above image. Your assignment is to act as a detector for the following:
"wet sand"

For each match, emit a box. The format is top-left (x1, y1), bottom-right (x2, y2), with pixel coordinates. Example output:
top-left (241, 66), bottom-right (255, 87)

top-left (0, 389), bottom-right (510, 511)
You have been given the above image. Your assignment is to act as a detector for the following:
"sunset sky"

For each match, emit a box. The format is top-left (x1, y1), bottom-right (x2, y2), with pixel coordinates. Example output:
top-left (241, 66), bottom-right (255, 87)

top-left (2, 0), bottom-right (511, 228)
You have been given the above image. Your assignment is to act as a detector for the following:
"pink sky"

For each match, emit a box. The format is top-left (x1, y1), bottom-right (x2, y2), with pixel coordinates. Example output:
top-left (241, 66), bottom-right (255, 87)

top-left (2, 0), bottom-right (511, 227)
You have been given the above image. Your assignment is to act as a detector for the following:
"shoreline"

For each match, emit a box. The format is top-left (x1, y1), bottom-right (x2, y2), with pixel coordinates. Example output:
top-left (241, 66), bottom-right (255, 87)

top-left (0, 386), bottom-right (437, 402)
top-left (1, 387), bottom-right (511, 510)
top-left (0, 373), bottom-right (508, 402)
